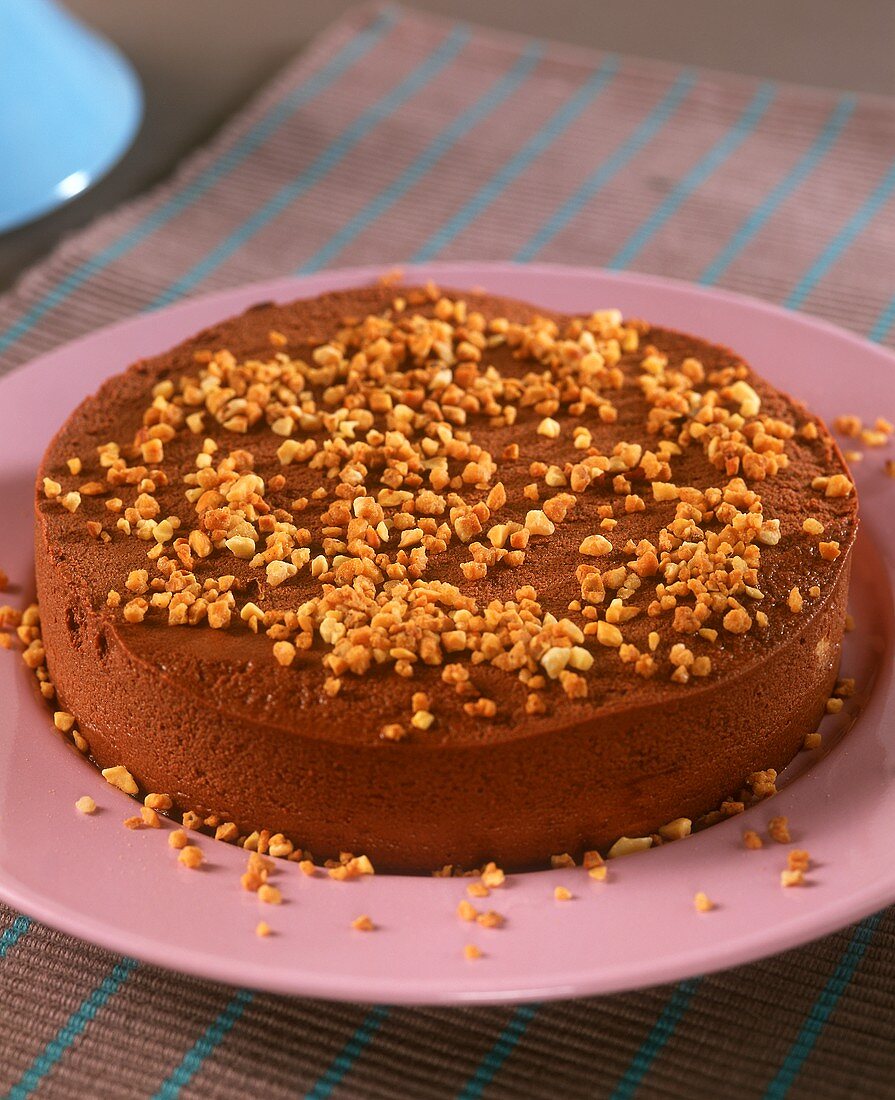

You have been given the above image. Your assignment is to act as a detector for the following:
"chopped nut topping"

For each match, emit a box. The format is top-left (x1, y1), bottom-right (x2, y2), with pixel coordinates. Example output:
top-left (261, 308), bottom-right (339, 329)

top-left (658, 818), bottom-right (692, 841)
top-left (480, 862), bottom-right (505, 889)
top-left (693, 892), bottom-right (714, 912)
top-left (768, 816), bottom-right (791, 844)
top-left (178, 845), bottom-right (204, 869)
top-left (553, 886), bottom-right (573, 901)
top-left (464, 944), bottom-right (483, 961)
top-left (457, 900), bottom-right (477, 922)
top-left (75, 795), bottom-right (96, 815)
top-left (351, 914), bottom-right (375, 931)
top-left (788, 849), bottom-right (810, 872)
top-left (607, 836), bottom-right (652, 859)
top-left (780, 869), bottom-right (805, 887)
top-left (168, 829), bottom-right (189, 850)
top-left (476, 909), bottom-right (505, 928)
top-left (101, 765), bottom-right (138, 795)
top-left (257, 884), bottom-right (282, 905)
top-left (743, 830), bottom-right (763, 850)
top-left (256, 921), bottom-right (272, 937)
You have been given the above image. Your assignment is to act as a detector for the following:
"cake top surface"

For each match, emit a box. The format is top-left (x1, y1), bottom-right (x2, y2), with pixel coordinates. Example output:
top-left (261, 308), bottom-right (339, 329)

top-left (36, 282), bottom-right (857, 747)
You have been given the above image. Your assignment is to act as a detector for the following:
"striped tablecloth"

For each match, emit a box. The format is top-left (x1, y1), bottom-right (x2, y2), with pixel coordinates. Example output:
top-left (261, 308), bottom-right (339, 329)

top-left (2, 4), bottom-right (895, 1095)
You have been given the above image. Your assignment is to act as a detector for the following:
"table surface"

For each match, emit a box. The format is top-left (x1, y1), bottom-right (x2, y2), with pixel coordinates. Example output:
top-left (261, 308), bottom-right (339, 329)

top-left (1, 0), bottom-right (893, 296)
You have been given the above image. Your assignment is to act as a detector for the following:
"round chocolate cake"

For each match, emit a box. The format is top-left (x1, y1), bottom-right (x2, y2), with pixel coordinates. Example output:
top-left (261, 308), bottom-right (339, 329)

top-left (34, 283), bottom-right (857, 871)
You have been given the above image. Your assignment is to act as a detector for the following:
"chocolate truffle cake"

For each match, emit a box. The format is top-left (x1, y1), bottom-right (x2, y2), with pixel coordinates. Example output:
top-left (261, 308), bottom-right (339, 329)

top-left (34, 283), bottom-right (857, 872)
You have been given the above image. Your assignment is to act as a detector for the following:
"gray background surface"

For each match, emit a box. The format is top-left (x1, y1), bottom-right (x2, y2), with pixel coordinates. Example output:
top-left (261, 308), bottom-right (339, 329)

top-left (1, 0), bottom-right (892, 293)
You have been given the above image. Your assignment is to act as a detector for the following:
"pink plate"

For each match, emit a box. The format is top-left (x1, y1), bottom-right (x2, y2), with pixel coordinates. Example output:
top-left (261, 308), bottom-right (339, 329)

top-left (1, 262), bottom-right (893, 1005)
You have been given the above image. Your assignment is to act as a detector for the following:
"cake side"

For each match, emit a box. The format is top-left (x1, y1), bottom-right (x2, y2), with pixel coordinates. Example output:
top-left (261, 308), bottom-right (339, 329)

top-left (34, 284), bottom-right (858, 870)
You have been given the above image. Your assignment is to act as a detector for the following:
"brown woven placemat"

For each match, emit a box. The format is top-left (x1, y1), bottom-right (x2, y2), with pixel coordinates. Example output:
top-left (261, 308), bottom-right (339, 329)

top-left (2, 4), bottom-right (895, 1096)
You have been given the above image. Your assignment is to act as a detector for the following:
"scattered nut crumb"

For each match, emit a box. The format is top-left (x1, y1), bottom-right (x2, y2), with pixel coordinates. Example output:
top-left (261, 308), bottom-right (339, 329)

top-left (693, 892), bottom-right (714, 912)
top-left (351, 914), bottom-right (375, 931)
top-left (553, 886), bottom-right (573, 901)
top-left (457, 900), bottom-right (477, 922)
top-left (768, 816), bottom-right (791, 844)
top-left (168, 829), bottom-right (189, 850)
top-left (743, 830), bottom-right (763, 850)
top-left (75, 795), bottom-right (96, 815)
top-left (781, 869), bottom-right (805, 887)
top-left (464, 944), bottom-right (482, 961)
top-left (256, 921), bottom-right (272, 937)
top-left (101, 765), bottom-right (138, 796)
top-left (178, 845), bottom-right (204, 869)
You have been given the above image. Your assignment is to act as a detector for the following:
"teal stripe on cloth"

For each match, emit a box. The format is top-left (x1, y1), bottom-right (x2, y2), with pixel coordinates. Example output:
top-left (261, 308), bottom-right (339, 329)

top-left (785, 156), bottom-right (895, 308)
top-left (0, 915), bottom-right (31, 959)
top-left (0, 6), bottom-right (398, 358)
top-left (870, 292), bottom-right (895, 343)
top-left (410, 54), bottom-right (620, 261)
top-left (150, 26), bottom-right (470, 310)
top-left (304, 1005), bottom-right (390, 1099)
top-left (299, 41), bottom-right (545, 274)
top-left (763, 914), bottom-right (883, 1099)
top-left (608, 979), bottom-right (701, 1100)
top-left (152, 988), bottom-right (254, 1099)
top-left (698, 95), bottom-right (856, 285)
top-left (515, 69), bottom-right (697, 261)
top-left (607, 82), bottom-right (777, 270)
top-left (6, 957), bottom-right (138, 1099)
top-left (456, 1004), bottom-right (539, 1100)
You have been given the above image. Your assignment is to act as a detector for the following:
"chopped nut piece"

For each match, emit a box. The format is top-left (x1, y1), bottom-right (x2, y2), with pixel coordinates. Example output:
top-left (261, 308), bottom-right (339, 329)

top-left (781, 869), bottom-right (805, 887)
top-left (178, 845), bottom-right (204, 869)
top-left (743, 830), bottom-right (763, 850)
top-left (553, 886), bottom-right (573, 901)
top-left (75, 795), bottom-right (96, 815)
top-left (168, 829), bottom-right (189, 850)
top-left (825, 697), bottom-right (844, 714)
top-left (722, 608), bottom-right (752, 634)
top-left (788, 849), bottom-right (810, 872)
top-left (768, 816), bottom-right (791, 844)
top-left (467, 882), bottom-right (489, 899)
top-left (53, 711), bottom-right (76, 733)
top-left (803, 731), bottom-right (822, 750)
top-left (693, 892), bottom-right (714, 912)
top-left (819, 541), bottom-right (841, 561)
top-left (596, 620), bottom-right (623, 647)
top-left (272, 641), bottom-right (296, 667)
top-left (351, 915), bottom-right (375, 932)
top-left (457, 900), bottom-right (477, 922)
top-left (257, 884), bottom-right (283, 905)
top-left (464, 944), bottom-right (483, 961)
top-left (524, 510), bottom-right (554, 537)
top-left (588, 866), bottom-right (608, 882)
top-left (607, 836), bottom-right (652, 859)
top-left (825, 474), bottom-right (853, 498)
top-left (787, 587), bottom-right (803, 613)
top-left (256, 921), bottom-right (272, 937)
top-left (658, 818), bottom-right (692, 841)
top-left (802, 517), bottom-right (824, 535)
top-left (101, 765), bottom-right (138, 795)
top-left (579, 534), bottom-right (612, 557)
top-left (480, 862), bottom-right (505, 888)
top-left (476, 910), bottom-right (505, 928)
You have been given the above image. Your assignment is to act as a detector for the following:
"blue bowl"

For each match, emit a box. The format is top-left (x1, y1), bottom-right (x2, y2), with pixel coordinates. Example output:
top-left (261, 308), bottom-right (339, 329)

top-left (0, 0), bottom-right (142, 233)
